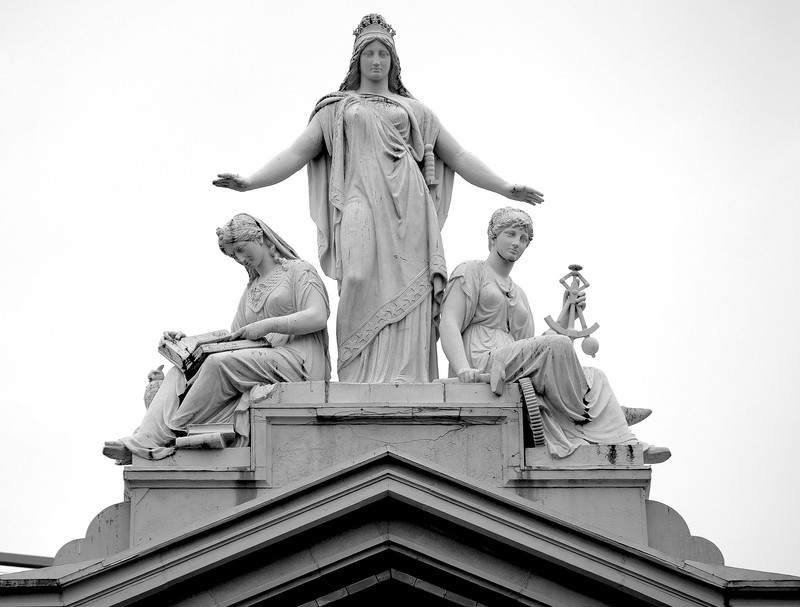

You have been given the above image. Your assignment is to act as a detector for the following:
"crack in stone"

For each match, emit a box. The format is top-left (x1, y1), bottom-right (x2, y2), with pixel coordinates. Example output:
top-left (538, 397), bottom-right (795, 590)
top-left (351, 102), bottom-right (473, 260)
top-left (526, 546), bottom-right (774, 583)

top-left (343, 423), bottom-right (484, 445)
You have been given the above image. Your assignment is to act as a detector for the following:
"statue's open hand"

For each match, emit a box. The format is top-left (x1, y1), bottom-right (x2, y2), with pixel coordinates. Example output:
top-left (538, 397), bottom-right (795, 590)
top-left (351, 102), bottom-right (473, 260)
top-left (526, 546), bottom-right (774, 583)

top-left (507, 184), bottom-right (543, 206)
top-left (212, 173), bottom-right (251, 192)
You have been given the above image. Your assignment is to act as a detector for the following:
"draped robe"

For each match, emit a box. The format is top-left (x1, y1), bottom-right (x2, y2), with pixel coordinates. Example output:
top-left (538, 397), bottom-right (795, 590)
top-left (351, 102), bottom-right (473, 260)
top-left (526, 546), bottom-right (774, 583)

top-left (119, 260), bottom-right (331, 460)
top-left (445, 260), bottom-right (637, 458)
top-left (308, 92), bottom-right (454, 382)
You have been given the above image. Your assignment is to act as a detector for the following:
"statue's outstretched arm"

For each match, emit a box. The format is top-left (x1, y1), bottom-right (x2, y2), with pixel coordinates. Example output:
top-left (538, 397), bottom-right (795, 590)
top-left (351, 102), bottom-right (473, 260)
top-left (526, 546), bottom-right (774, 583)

top-left (213, 116), bottom-right (325, 192)
top-left (433, 126), bottom-right (543, 205)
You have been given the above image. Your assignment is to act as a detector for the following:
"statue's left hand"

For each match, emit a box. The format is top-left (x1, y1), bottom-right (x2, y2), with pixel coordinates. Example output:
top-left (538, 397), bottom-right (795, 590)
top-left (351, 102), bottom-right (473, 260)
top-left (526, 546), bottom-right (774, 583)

top-left (228, 323), bottom-right (265, 341)
top-left (506, 184), bottom-right (543, 206)
top-left (212, 173), bottom-right (251, 192)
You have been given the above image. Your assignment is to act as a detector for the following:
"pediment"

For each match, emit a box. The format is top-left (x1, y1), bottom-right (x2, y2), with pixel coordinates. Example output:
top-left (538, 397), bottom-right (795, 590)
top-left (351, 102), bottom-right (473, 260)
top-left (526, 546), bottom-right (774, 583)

top-left (2, 448), bottom-right (798, 606)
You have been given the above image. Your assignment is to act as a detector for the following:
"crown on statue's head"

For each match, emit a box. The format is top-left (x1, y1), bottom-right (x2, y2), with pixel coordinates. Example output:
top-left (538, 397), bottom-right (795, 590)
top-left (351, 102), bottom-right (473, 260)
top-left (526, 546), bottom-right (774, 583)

top-left (353, 14), bottom-right (396, 40)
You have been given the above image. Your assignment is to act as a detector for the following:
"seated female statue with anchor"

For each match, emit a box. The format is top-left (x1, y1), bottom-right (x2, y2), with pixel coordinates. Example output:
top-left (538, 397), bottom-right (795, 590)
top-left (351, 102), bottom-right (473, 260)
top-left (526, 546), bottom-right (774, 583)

top-left (439, 207), bottom-right (670, 463)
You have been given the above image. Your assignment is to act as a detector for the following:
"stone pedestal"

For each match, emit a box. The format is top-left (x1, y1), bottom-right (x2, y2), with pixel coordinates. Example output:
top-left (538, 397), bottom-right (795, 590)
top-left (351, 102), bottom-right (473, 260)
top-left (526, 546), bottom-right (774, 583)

top-left (119, 381), bottom-right (658, 551)
top-left (123, 381), bottom-right (524, 547)
top-left (124, 447), bottom-right (258, 547)
top-left (512, 445), bottom-right (651, 544)
top-left (247, 380), bottom-right (522, 488)
top-left (54, 381), bottom-right (722, 568)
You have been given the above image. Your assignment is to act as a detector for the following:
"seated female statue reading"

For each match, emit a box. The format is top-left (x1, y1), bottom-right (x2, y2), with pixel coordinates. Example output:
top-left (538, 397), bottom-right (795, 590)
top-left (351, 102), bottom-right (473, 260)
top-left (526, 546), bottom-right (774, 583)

top-left (439, 207), bottom-right (669, 463)
top-left (213, 14), bottom-right (543, 383)
top-left (103, 214), bottom-right (330, 464)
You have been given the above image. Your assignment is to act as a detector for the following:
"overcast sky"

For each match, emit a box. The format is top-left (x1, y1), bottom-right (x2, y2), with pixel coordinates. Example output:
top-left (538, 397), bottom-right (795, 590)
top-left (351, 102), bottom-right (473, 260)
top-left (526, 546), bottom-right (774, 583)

top-left (1, 0), bottom-right (798, 577)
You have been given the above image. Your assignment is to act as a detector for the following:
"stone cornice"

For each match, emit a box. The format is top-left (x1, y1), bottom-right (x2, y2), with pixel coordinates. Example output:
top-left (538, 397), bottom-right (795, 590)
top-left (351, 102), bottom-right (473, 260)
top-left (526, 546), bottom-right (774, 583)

top-left (2, 449), bottom-right (798, 606)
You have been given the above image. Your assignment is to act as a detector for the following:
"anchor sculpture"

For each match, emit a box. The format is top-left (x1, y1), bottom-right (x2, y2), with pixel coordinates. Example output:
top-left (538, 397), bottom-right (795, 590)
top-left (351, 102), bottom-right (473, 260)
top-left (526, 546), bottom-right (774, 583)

top-left (520, 264), bottom-right (601, 448)
top-left (544, 264), bottom-right (600, 357)
top-left (517, 264), bottom-right (653, 450)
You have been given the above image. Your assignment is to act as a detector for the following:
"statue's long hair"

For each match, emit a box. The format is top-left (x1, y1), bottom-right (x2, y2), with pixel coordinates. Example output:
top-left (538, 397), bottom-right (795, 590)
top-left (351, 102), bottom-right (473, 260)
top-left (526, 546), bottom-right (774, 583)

top-left (338, 31), bottom-right (412, 98)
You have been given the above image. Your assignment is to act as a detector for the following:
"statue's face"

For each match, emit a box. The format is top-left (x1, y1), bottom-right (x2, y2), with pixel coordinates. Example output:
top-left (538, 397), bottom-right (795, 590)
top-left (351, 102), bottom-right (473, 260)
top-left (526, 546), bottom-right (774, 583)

top-left (492, 226), bottom-right (530, 262)
top-left (359, 40), bottom-right (391, 84)
top-left (223, 239), bottom-right (265, 269)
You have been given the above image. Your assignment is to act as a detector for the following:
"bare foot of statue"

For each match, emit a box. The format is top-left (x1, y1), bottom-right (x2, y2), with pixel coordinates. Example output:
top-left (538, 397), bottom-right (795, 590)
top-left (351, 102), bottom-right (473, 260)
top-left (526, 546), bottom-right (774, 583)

top-left (102, 440), bottom-right (133, 466)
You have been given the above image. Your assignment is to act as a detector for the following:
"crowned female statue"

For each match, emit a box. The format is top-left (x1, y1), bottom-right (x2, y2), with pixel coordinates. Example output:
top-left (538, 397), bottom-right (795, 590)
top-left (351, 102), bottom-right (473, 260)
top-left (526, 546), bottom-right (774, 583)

top-left (214, 14), bottom-right (543, 383)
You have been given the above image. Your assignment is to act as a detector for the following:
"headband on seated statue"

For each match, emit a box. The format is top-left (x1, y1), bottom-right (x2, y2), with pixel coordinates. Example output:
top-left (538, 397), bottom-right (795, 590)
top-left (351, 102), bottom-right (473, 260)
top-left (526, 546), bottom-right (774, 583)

top-left (487, 206), bottom-right (534, 241)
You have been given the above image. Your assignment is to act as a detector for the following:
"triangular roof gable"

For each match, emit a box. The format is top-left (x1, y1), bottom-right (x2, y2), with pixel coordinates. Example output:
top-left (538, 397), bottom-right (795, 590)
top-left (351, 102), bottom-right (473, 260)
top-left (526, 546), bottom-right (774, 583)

top-left (2, 448), bottom-right (798, 606)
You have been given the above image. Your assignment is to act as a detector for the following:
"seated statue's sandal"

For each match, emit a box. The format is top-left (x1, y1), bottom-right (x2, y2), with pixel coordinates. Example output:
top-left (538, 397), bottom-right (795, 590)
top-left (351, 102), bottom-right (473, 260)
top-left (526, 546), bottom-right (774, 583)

top-left (103, 440), bottom-right (133, 466)
top-left (643, 445), bottom-right (671, 464)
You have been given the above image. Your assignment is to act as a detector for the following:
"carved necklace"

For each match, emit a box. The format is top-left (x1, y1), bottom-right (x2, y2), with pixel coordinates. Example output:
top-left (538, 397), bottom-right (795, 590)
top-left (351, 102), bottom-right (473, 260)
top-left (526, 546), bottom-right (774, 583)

top-left (247, 265), bottom-right (286, 312)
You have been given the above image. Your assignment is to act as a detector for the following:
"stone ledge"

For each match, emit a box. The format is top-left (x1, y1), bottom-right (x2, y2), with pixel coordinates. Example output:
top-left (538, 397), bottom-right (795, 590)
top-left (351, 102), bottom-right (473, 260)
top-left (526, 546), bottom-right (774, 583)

top-left (249, 381), bottom-right (521, 408)
top-left (124, 470), bottom-right (263, 489)
top-left (130, 447), bottom-right (251, 470)
top-left (524, 444), bottom-right (645, 469)
top-left (254, 406), bottom-right (514, 425)
top-left (508, 468), bottom-right (652, 488)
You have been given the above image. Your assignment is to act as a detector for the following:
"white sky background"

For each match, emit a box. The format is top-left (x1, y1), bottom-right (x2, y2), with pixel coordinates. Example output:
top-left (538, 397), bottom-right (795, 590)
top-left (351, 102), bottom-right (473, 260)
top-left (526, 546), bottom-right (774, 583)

top-left (1, 0), bottom-right (798, 577)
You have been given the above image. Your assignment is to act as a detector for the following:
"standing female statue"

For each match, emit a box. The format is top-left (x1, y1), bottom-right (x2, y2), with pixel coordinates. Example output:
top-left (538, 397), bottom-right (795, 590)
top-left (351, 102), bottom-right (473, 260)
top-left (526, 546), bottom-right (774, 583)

top-left (103, 214), bottom-right (330, 464)
top-left (213, 14), bottom-right (542, 383)
top-left (439, 207), bottom-right (670, 462)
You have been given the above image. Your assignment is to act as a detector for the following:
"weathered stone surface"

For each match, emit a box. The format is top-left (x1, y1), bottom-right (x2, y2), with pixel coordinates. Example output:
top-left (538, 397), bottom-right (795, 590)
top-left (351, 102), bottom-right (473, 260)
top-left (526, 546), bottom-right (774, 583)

top-left (53, 502), bottom-right (130, 566)
top-left (250, 380), bottom-right (327, 405)
top-left (646, 500), bottom-right (725, 565)
top-left (112, 382), bottom-right (672, 554)
top-left (4, 449), bottom-right (796, 607)
top-left (512, 445), bottom-right (650, 544)
top-left (441, 379), bottom-right (521, 404)
top-left (50, 383), bottom-right (714, 573)
top-left (130, 446), bottom-right (250, 470)
top-left (526, 443), bottom-right (644, 467)
top-left (252, 382), bottom-right (520, 490)
top-left (266, 419), bottom-right (507, 487)
top-left (327, 381), bottom-right (444, 404)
